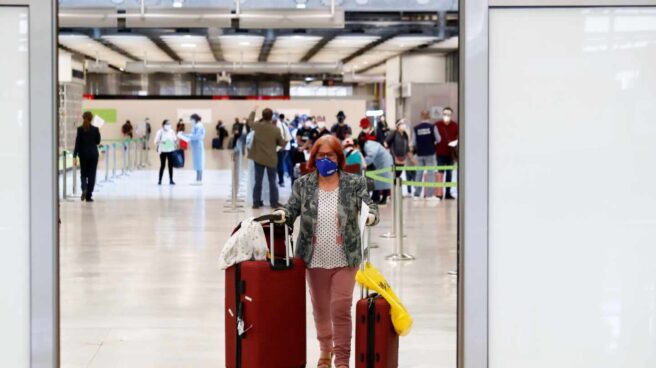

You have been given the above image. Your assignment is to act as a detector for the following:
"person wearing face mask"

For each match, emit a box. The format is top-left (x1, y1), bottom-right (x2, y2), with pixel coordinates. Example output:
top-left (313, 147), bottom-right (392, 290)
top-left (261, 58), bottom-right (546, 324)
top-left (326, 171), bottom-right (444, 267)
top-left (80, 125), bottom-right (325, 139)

top-left (385, 118), bottom-right (415, 196)
top-left (180, 113), bottom-right (206, 185)
top-left (316, 116), bottom-right (330, 138)
top-left (154, 120), bottom-right (178, 185)
top-left (435, 107), bottom-right (459, 200)
top-left (412, 110), bottom-right (441, 200)
top-left (330, 111), bottom-right (352, 142)
top-left (375, 115), bottom-right (390, 144)
top-left (343, 137), bottom-right (366, 173)
top-left (272, 135), bottom-right (379, 368)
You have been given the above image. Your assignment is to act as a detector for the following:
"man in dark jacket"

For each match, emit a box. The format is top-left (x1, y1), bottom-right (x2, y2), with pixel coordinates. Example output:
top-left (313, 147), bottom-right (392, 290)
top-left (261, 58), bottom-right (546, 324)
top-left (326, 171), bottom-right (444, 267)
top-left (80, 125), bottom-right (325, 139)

top-left (435, 107), bottom-right (459, 199)
top-left (74, 111), bottom-right (102, 202)
top-left (247, 107), bottom-right (286, 209)
top-left (330, 111), bottom-right (352, 141)
top-left (412, 110), bottom-right (441, 199)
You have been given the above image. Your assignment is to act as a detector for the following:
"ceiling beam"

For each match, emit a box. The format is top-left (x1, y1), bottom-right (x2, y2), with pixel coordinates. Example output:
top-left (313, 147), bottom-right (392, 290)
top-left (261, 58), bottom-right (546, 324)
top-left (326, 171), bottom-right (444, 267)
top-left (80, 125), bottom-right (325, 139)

top-left (300, 31), bottom-right (340, 62)
top-left (94, 37), bottom-right (140, 62)
top-left (58, 45), bottom-right (123, 72)
top-left (354, 37), bottom-right (445, 74)
top-left (144, 34), bottom-right (183, 63)
top-left (257, 30), bottom-right (276, 63)
top-left (341, 29), bottom-right (406, 65)
top-left (206, 28), bottom-right (225, 62)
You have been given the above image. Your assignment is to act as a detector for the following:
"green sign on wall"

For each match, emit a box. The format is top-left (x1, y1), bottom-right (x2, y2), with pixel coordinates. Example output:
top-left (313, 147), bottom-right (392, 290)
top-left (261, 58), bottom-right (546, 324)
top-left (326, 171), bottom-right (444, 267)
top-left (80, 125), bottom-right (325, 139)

top-left (89, 108), bottom-right (117, 123)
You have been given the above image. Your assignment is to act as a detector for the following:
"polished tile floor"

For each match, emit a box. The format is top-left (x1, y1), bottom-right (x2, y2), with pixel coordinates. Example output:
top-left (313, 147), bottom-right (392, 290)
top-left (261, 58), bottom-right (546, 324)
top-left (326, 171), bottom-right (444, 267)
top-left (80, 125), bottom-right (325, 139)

top-left (60, 149), bottom-right (457, 368)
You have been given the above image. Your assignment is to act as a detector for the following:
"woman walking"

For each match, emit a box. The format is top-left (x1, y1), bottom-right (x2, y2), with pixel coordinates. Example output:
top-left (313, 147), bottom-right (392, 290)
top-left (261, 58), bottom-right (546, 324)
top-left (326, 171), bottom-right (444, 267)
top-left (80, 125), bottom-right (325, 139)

top-left (273, 135), bottom-right (379, 368)
top-left (73, 111), bottom-right (101, 202)
top-left (154, 120), bottom-right (177, 185)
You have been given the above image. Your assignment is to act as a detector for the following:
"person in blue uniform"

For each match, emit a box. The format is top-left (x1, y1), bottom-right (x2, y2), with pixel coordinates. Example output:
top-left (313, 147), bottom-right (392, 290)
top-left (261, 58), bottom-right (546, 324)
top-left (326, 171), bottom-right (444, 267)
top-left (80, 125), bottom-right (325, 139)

top-left (181, 113), bottom-right (206, 185)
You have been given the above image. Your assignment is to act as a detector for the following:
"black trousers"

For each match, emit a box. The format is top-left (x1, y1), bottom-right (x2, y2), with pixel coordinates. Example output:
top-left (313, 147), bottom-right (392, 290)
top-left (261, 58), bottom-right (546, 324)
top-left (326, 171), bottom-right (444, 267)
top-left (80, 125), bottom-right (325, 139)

top-left (79, 155), bottom-right (99, 199)
top-left (159, 152), bottom-right (174, 182)
top-left (437, 154), bottom-right (454, 195)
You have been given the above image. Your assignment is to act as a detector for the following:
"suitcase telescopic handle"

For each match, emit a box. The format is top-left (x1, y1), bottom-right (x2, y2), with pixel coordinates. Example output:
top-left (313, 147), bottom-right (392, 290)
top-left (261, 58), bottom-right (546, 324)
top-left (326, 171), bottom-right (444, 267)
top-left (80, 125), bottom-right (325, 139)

top-left (360, 217), bottom-right (370, 299)
top-left (257, 214), bottom-right (292, 269)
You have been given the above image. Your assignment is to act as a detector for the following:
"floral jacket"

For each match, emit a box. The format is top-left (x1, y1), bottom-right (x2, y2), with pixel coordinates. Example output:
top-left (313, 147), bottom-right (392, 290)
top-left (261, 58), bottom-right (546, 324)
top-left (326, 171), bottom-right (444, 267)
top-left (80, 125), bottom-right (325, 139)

top-left (281, 171), bottom-right (379, 268)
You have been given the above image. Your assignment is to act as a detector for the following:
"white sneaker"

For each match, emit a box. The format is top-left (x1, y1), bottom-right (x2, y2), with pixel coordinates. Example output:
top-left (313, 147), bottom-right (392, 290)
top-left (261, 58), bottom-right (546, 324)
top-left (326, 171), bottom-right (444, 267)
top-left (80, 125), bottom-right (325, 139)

top-left (412, 196), bottom-right (422, 201)
top-left (427, 196), bottom-right (442, 202)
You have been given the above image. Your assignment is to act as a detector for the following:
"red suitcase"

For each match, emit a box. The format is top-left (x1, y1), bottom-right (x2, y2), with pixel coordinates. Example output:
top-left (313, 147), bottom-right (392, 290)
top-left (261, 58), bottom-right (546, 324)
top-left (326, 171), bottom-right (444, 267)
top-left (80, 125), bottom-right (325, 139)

top-left (355, 229), bottom-right (399, 368)
top-left (225, 215), bottom-right (307, 368)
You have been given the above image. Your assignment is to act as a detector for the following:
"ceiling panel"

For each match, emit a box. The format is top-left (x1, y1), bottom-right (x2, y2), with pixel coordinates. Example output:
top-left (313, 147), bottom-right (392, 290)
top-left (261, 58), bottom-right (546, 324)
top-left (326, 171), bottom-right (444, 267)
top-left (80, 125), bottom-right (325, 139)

top-left (217, 34), bottom-right (265, 63)
top-left (268, 35), bottom-right (322, 63)
top-left (102, 35), bottom-right (173, 62)
top-left (310, 35), bottom-right (379, 63)
top-left (58, 34), bottom-right (132, 69)
top-left (344, 35), bottom-right (438, 72)
top-left (161, 34), bottom-right (215, 62)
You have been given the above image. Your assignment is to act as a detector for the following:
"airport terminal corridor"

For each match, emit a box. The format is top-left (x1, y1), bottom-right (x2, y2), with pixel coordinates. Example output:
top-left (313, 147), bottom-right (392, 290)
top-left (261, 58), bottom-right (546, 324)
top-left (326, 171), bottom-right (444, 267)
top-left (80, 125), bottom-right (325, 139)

top-left (59, 150), bottom-right (457, 368)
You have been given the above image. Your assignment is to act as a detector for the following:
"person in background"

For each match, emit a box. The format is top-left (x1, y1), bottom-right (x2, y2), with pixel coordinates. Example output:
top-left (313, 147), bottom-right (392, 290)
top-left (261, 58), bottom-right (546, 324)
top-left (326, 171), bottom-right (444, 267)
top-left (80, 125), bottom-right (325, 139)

top-left (276, 113), bottom-right (293, 187)
top-left (136, 117), bottom-right (151, 150)
top-left (296, 117), bottom-right (320, 154)
top-left (73, 111), bottom-right (101, 202)
top-left (375, 115), bottom-right (389, 144)
top-left (181, 113), bottom-right (206, 185)
top-left (154, 119), bottom-right (177, 185)
top-left (360, 139), bottom-right (393, 205)
top-left (121, 120), bottom-right (134, 139)
top-left (272, 135), bottom-right (379, 368)
top-left (216, 120), bottom-right (229, 149)
top-left (358, 117), bottom-right (377, 142)
top-left (330, 111), bottom-right (352, 142)
top-left (343, 137), bottom-right (366, 172)
top-left (385, 118), bottom-right (415, 196)
top-left (247, 106), bottom-right (286, 209)
top-left (316, 116), bottom-right (331, 138)
top-left (412, 110), bottom-right (441, 200)
top-left (176, 119), bottom-right (185, 134)
top-left (435, 107), bottom-right (459, 200)
top-left (232, 117), bottom-right (250, 155)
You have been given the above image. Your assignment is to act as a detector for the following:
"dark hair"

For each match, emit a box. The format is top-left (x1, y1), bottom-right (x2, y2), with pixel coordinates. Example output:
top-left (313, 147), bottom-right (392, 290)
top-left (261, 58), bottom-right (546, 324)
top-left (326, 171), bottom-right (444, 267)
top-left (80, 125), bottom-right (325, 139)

top-left (190, 113), bottom-right (201, 121)
top-left (262, 108), bottom-right (273, 121)
top-left (82, 111), bottom-right (93, 131)
top-left (443, 107), bottom-right (453, 113)
top-left (162, 119), bottom-right (170, 127)
top-left (279, 114), bottom-right (285, 120)
top-left (307, 135), bottom-right (346, 172)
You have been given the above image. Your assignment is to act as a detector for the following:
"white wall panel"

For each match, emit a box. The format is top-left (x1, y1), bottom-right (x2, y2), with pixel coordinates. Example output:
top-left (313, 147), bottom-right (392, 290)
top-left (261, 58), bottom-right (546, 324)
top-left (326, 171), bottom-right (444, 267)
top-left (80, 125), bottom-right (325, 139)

top-left (0, 6), bottom-right (30, 367)
top-left (489, 7), bottom-right (656, 368)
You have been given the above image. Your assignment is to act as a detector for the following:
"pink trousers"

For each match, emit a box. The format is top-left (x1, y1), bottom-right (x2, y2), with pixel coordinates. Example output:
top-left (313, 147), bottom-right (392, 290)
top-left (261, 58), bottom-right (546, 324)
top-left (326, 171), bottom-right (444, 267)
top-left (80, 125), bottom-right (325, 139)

top-left (306, 267), bottom-right (358, 367)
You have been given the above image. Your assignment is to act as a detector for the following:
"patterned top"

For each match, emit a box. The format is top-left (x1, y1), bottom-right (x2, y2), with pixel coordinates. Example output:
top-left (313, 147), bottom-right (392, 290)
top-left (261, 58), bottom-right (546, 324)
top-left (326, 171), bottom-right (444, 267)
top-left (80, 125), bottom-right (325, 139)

top-left (309, 188), bottom-right (348, 269)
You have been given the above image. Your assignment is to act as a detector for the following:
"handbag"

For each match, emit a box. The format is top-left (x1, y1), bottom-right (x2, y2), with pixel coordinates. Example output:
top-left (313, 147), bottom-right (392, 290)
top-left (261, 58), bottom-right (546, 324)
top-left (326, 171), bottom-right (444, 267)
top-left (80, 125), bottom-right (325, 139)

top-left (171, 149), bottom-right (184, 168)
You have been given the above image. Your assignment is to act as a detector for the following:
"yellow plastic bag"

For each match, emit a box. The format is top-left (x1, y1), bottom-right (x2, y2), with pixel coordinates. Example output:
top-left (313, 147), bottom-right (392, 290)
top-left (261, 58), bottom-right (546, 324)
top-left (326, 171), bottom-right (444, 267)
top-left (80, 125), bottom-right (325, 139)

top-left (356, 261), bottom-right (413, 336)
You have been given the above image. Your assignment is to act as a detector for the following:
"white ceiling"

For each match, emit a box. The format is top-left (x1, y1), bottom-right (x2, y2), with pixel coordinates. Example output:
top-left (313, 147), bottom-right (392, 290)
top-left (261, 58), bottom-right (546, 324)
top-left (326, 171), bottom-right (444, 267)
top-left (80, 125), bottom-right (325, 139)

top-left (344, 35), bottom-right (437, 72)
top-left (310, 34), bottom-right (379, 63)
top-left (217, 34), bottom-right (265, 63)
top-left (268, 35), bottom-right (322, 63)
top-left (160, 34), bottom-right (215, 62)
top-left (58, 34), bottom-right (133, 69)
top-left (102, 35), bottom-right (173, 62)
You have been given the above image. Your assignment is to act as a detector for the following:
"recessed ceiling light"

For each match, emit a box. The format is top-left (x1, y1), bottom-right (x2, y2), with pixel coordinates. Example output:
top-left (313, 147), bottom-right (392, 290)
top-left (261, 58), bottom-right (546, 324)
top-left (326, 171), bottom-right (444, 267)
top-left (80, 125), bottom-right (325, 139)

top-left (172, 0), bottom-right (184, 7)
top-left (181, 43), bottom-right (197, 48)
top-left (239, 41), bottom-right (251, 46)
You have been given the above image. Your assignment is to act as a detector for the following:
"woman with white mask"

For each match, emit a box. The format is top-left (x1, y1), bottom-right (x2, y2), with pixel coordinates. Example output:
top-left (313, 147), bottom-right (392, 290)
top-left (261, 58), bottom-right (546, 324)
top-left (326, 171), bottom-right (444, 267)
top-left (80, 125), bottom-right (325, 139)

top-left (154, 120), bottom-right (178, 185)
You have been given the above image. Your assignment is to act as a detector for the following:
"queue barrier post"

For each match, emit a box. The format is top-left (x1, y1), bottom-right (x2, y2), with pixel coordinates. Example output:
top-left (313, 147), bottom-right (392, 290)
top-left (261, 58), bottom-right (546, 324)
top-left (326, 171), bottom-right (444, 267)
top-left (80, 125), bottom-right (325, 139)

top-left (385, 176), bottom-right (415, 261)
top-left (224, 150), bottom-right (244, 213)
top-left (61, 151), bottom-right (68, 200)
top-left (126, 140), bottom-right (132, 173)
top-left (111, 143), bottom-right (117, 179)
top-left (134, 139), bottom-right (139, 170)
top-left (71, 154), bottom-right (78, 196)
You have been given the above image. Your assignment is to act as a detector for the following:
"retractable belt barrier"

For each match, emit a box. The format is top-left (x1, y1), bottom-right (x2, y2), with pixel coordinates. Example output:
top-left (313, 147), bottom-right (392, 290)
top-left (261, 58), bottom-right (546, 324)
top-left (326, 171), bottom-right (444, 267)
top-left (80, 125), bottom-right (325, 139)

top-left (365, 164), bottom-right (458, 261)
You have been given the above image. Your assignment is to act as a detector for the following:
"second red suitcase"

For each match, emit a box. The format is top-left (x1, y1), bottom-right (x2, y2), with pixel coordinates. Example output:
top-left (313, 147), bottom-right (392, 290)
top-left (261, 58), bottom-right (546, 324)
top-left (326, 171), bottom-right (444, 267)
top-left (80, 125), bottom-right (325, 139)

top-left (225, 215), bottom-right (306, 368)
top-left (355, 226), bottom-right (399, 368)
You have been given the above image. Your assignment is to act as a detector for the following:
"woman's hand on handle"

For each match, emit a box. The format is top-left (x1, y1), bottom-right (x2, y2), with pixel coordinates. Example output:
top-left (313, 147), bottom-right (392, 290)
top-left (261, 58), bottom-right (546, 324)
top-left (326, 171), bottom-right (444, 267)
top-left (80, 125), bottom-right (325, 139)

top-left (272, 209), bottom-right (286, 224)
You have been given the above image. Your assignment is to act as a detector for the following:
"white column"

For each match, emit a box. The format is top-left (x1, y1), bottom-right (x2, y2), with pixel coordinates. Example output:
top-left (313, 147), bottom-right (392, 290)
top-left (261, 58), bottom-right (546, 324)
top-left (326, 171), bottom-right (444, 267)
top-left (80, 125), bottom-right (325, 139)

top-left (0, 6), bottom-right (31, 367)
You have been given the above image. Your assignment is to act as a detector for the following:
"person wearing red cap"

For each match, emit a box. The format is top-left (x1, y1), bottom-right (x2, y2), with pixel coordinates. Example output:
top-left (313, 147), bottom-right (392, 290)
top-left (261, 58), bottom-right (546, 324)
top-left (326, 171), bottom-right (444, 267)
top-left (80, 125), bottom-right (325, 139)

top-left (358, 117), bottom-right (377, 142)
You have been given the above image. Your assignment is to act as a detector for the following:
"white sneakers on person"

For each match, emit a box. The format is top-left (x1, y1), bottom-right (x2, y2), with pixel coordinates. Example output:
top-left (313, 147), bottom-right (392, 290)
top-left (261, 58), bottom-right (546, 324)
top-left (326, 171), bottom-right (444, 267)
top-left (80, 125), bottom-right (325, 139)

top-left (427, 196), bottom-right (442, 202)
